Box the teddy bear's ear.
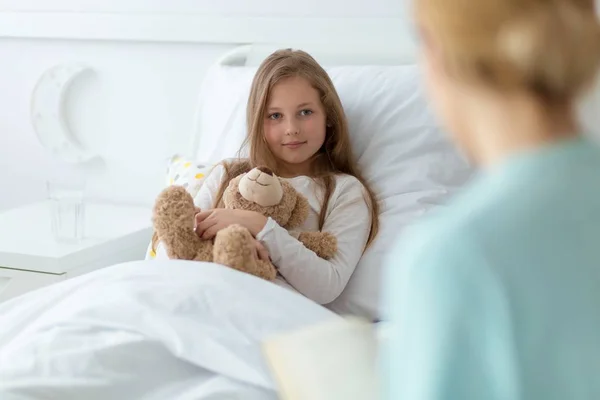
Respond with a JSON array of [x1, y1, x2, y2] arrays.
[[285, 192, 309, 230]]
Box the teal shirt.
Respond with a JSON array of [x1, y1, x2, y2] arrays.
[[381, 136, 600, 400]]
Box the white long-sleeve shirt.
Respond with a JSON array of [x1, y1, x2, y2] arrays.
[[155, 164, 371, 305]]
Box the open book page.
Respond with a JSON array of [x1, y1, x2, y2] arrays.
[[262, 317, 382, 400]]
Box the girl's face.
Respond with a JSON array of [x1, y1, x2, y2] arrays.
[[264, 76, 327, 176]]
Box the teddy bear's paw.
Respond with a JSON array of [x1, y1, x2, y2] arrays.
[[153, 186, 196, 231], [152, 185, 200, 260], [255, 260, 278, 281], [319, 232, 338, 259], [213, 224, 259, 276], [298, 231, 338, 260]]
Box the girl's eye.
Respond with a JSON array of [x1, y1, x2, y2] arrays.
[[300, 109, 313, 117], [268, 112, 282, 120]]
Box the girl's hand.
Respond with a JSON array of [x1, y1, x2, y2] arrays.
[[195, 209, 268, 240], [254, 240, 270, 262]]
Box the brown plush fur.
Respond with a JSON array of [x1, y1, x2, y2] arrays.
[[223, 175, 309, 229], [297, 231, 338, 259], [151, 167, 338, 281]]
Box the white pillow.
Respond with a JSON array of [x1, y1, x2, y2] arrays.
[[192, 63, 474, 320], [191, 65, 255, 163]]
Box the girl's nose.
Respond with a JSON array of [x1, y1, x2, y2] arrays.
[[285, 121, 299, 135]]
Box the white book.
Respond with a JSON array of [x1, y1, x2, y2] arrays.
[[262, 317, 383, 400]]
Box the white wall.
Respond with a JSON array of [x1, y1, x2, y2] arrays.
[[0, 39, 233, 210], [0, 0, 406, 17]]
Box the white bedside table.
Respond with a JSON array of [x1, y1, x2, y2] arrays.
[[0, 201, 153, 302]]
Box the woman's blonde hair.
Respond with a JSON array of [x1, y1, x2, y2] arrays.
[[213, 49, 379, 247], [415, 0, 600, 103]]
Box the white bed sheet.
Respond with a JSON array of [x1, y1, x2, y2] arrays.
[[0, 260, 338, 399]]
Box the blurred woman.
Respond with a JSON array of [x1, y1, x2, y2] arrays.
[[382, 1, 600, 399]]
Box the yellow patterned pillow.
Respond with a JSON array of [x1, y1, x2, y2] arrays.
[[165, 154, 213, 199]]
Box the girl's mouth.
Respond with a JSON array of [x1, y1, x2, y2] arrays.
[[282, 141, 307, 149]]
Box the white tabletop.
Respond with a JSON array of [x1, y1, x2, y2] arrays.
[[0, 201, 153, 274]]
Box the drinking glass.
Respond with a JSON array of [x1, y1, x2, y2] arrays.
[[47, 180, 86, 242]]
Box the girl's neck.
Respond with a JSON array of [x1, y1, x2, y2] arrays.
[[276, 160, 313, 179], [465, 94, 580, 167]]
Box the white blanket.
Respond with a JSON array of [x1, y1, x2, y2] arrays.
[[0, 260, 338, 399]]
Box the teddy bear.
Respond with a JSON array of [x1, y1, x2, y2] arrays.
[[151, 166, 338, 281]]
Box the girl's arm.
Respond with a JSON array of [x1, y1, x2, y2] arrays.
[[257, 177, 372, 305]]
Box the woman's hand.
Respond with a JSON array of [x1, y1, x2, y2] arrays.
[[195, 209, 268, 240]]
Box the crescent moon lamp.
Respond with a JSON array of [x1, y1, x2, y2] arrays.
[[30, 64, 100, 164]]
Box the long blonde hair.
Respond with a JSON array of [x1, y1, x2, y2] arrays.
[[214, 49, 379, 247], [415, 0, 600, 103]]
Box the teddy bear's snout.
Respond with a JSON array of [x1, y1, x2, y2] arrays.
[[239, 167, 284, 207]]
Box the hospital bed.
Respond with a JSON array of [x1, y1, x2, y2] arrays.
[[0, 28, 476, 399]]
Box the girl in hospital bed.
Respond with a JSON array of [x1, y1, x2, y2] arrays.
[[155, 49, 379, 305], [382, 0, 600, 399]]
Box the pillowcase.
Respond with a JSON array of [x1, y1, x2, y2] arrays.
[[192, 66, 254, 164], [165, 154, 213, 199], [191, 63, 474, 320]]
